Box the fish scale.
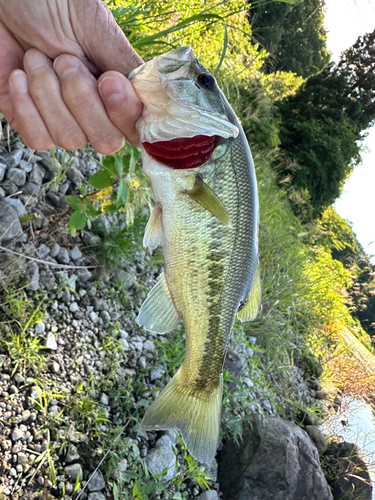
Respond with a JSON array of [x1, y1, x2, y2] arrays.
[[128, 46, 261, 464]]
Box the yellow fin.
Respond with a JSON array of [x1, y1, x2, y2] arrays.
[[184, 175, 231, 228], [143, 203, 163, 250], [237, 264, 261, 322], [137, 273, 181, 334], [142, 368, 223, 465]]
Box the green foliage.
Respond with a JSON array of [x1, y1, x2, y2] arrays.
[[250, 0, 330, 78], [67, 145, 153, 237], [278, 67, 362, 213]]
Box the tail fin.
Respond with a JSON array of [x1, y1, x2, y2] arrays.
[[142, 368, 223, 464]]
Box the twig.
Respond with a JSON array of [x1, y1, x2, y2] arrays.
[[0, 245, 98, 269]]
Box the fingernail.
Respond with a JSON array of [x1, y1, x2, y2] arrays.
[[24, 49, 50, 72], [10, 71, 28, 93], [54, 55, 79, 79], [99, 76, 125, 100]]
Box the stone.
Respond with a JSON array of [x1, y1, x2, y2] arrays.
[[150, 365, 166, 382], [70, 246, 83, 260], [76, 268, 92, 282], [66, 166, 84, 184], [35, 322, 45, 334], [82, 231, 101, 246], [198, 492, 219, 500], [87, 470, 106, 492], [69, 302, 79, 313], [17, 452, 27, 464], [3, 197, 27, 217], [65, 463, 83, 482], [0, 187, 5, 199], [45, 333, 58, 350], [2, 179, 18, 195], [112, 458, 128, 480], [119, 338, 129, 351], [325, 442, 372, 500], [218, 416, 333, 500], [0, 200, 23, 241], [29, 164, 45, 185], [26, 262, 40, 291], [6, 168, 26, 186], [46, 192, 67, 209], [1, 148, 23, 168], [22, 181, 40, 195], [145, 435, 176, 483], [65, 444, 80, 463], [92, 298, 107, 311], [19, 159, 33, 173], [49, 243, 60, 258], [305, 425, 328, 454], [39, 269, 55, 290], [89, 311, 99, 324], [12, 428, 24, 441], [0, 162, 6, 181], [100, 310, 110, 324], [88, 493, 106, 500], [56, 247, 70, 265], [37, 244, 51, 259]]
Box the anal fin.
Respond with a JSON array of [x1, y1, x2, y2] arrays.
[[143, 203, 163, 251], [137, 273, 181, 333], [237, 264, 261, 322]]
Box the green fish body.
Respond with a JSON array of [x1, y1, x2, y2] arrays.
[[128, 47, 260, 464]]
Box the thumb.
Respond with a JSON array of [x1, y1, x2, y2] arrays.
[[70, 0, 143, 76]]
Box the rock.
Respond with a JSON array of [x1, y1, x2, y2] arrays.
[[26, 262, 40, 291], [56, 247, 70, 265], [17, 452, 27, 464], [35, 322, 45, 334], [325, 442, 372, 500], [0, 186, 5, 199], [87, 470, 106, 492], [76, 268, 92, 282], [0, 162, 6, 181], [218, 416, 333, 500], [66, 167, 84, 184], [145, 435, 176, 484], [1, 148, 23, 168], [70, 246, 83, 260], [69, 302, 79, 313], [49, 243, 60, 258], [19, 159, 33, 173], [150, 365, 166, 382], [46, 192, 67, 209], [89, 311, 99, 324], [6, 168, 26, 186], [22, 181, 41, 195], [82, 231, 101, 246], [12, 428, 24, 441], [2, 179, 18, 195], [315, 390, 327, 400], [3, 197, 27, 217], [39, 269, 56, 290], [100, 310, 110, 324], [37, 244, 51, 259], [88, 493, 106, 500], [305, 425, 328, 454], [0, 200, 23, 240], [92, 298, 107, 311], [29, 164, 45, 185], [198, 492, 219, 500], [65, 444, 80, 463], [112, 458, 128, 480], [45, 333, 58, 350], [65, 463, 83, 482], [119, 338, 129, 351]]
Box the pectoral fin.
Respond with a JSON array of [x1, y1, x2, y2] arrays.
[[237, 265, 261, 322], [143, 203, 163, 250], [137, 273, 181, 333], [184, 175, 231, 228]]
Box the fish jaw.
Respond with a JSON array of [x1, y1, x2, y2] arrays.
[[127, 47, 239, 144]]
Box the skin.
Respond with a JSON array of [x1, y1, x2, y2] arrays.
[[0, 0, 143, 153]]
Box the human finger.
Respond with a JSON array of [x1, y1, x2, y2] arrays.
[[24, 48, 88, 151], [8, 70, 55, 150], [53, 54, 126, 155], [98, 71, 142, 147]]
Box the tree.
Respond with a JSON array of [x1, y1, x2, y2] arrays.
[[250, 0, 330, 78]]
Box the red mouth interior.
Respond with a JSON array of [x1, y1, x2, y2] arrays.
[[142, 135, 217, 169]]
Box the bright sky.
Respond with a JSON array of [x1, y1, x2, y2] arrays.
[[324, 0, 375, 260]]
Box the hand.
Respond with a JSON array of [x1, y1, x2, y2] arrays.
[[0, 0, 143, 153]]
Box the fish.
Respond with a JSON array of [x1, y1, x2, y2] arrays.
[[127, 46, 261, 464]]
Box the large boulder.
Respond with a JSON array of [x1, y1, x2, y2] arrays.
[[218, 416, 333, 500]]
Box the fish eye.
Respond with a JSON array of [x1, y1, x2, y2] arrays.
[[197, 73, 216, 90]]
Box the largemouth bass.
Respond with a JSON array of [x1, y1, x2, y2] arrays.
[[128, 47, 261, 464]]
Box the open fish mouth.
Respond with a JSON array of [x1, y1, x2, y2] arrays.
[[142, 135, 218, 169]]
